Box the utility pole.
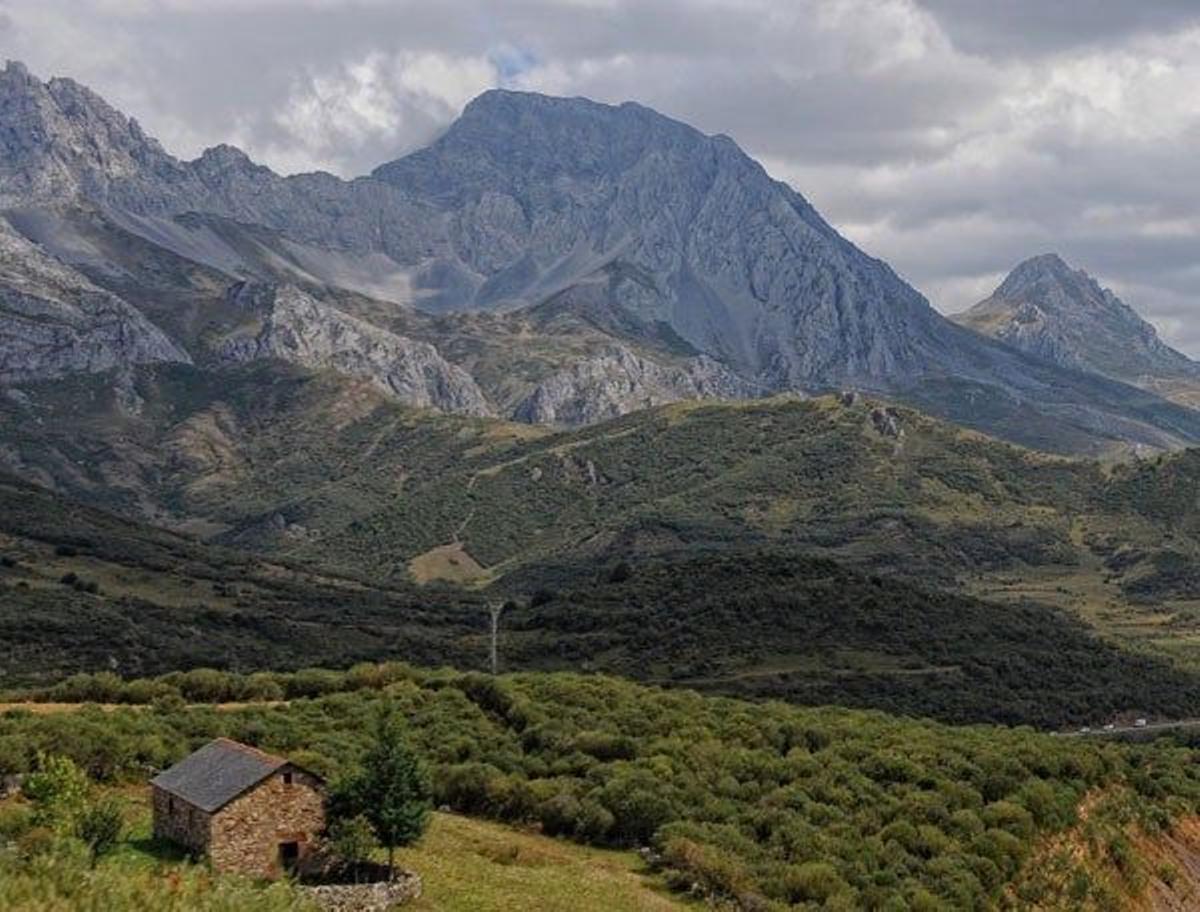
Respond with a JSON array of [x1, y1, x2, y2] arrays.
[[488, 601, 505, 675]]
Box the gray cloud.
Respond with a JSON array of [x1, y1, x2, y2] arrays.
[[2, 0, 1199, 353], [915, 0, 1200, 57]]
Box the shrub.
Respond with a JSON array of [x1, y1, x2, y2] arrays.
[[607, 562, 632, 584], [661, 837, 752, 900], [76, 798, 124, 868], [783, 861, 851, 904], [327, 814, 379, 879], [574, 800, 615, 842], [598, 773, 674, 845], [22, 753, 90, 830], [0, 803, 34, 840]]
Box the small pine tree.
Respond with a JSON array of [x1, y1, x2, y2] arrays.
[[77, 799, 124, 868], [332, 703, 431, 879]]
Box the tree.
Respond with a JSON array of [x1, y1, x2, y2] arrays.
[[22, 752, 89, 831], [77, 799, 124, 868], [332, 703, 431, 879]]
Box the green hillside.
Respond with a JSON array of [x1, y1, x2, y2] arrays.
[[0, 470, 493, 685], [0, 369, 1101, 577], [8, 470, 1200, 728], [9, 368, 1200, 669], [8, 365, 1196, 586], [4, 668, 1200, 910]]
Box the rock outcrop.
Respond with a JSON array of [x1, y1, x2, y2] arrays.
[[0, 218, 189, 383], [218, 283, 492, 417], [513, 344, 760, 425]]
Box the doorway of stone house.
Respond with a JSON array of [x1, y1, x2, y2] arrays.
[[279, 840, 300, 873]]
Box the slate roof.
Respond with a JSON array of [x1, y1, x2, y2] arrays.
[[150, 738, 288, 813]]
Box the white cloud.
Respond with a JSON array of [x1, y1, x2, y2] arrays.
[[261, 51, 497, 174]]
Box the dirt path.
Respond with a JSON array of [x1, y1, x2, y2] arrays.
[[0, 700, 287, 715]]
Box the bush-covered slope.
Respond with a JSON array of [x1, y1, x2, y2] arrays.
[[7, 368, 1195, 589], [8, 471, 1200, 728], [495, 552, 1200, 728], [4, 669, 1200, 909], [0, 471, 491, 684]]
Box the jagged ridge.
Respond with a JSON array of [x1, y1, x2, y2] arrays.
[[2, 61, 1200, 450]]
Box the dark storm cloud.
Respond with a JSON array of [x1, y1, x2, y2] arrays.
[[2, 0, 1198, 352]]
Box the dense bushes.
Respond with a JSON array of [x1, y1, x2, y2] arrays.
[[498, 551, 1200, 728], [8, 438, 1200, 731], [3, 668, 1199, 908]]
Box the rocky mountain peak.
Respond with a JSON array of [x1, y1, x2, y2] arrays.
[[0, 59, 188, 209], [954, 254, 1198, 389], [992, 252, 1105, 305], [372, 88, 723, 204], [193, 143, 270, 183]]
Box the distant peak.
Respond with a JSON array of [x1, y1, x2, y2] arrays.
[[1022, 252, 1069, 270], [995, 252, 1087, 297]]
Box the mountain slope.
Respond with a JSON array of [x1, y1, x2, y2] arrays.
[[8, 462, 1200, 729], [2, 363, 1197, 605], [2, 61, 1200, 450], [0, 217, 189, 382], [955, 253, 1200, 407]]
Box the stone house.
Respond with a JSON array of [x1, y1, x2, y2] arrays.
[[150, 737, 325, 879]]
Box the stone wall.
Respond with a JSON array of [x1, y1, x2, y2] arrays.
[[208, 765, 325, 879], [301, 872, 422, 911], [151, 785, 211, 855]]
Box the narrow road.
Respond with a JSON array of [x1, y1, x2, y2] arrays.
[[1058, 718, 1200, 738]]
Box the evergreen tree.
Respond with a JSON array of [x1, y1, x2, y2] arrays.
[[332, 702, 431, 878]]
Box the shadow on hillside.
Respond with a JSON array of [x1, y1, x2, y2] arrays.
[[127, 835, 192, 863]]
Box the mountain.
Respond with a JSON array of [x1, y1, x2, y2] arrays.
[[2, 60, 1200, 451], [955, 253, 1200, 406]]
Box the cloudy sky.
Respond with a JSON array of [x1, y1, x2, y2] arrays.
[[3, 0, 1199, 350]]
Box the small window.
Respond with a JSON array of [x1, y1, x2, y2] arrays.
[[282, 771, 293, 786], [167, 796, 175, 814]]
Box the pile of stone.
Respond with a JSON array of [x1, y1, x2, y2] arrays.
[[300, 871, 421, 911]]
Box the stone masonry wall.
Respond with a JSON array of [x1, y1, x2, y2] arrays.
[[301, 872, 422, 911], [151, 785, 211, 855], [208, 766, 325, 879]]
